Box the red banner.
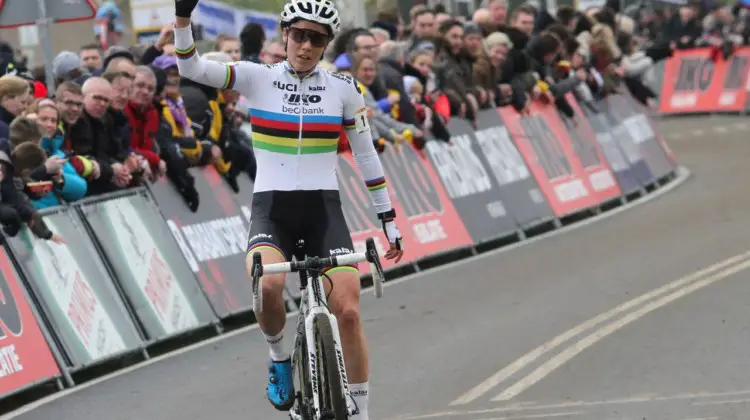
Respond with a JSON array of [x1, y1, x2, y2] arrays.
[[0, 248, 60, 396], [337, 142, 472, 272], [565, 94, 623, 202], [498, 102, 602, 217], [659, 47, 750, 114]]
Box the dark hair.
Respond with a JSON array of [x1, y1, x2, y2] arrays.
[[512, 4, 537, 20], [439, 19, 464, 34], [556, 6, 576, 26], [101, 71, 134, 84], [239, 23, 267, 56], [80, 43, 101, 52]]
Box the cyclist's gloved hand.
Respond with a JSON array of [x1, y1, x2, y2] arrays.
[[378, 209, 404, 263], [175, 0, 199, 18]]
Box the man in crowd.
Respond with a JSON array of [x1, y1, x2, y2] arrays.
[[260, 38, 286, 64], [80, 44, 103, 73]]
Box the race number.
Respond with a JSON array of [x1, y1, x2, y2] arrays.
[[354, 107, 370, 134]]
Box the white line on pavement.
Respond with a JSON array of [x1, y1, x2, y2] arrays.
[[451, 248, 750, 405], [492, 257, 750, 402]]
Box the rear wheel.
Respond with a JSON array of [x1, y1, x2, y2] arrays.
[[314, 313, 348, 419]]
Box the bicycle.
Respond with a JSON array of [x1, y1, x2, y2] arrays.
[[250, 238, 385, 420]]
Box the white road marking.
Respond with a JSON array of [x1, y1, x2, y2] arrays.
[[472, 412, 583, 420], [692, 129, 705, 136], [0, 167, 692, 419], [451, 247, 750, 405], [692, 398, 750, 405], [733, 122, 747, 130], [492, 257, 750, 402], [714, 126, 728, 134]]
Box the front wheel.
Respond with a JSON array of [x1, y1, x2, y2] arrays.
[[314, 313, 348, 419]]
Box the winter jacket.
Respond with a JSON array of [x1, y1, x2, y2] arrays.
[[29, 133, 88, 209], [123, 102, 161, 167]]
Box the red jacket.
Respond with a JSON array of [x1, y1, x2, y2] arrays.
[[123, 102, 161, 166]]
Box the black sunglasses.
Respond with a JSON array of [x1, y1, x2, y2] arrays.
[[288, 27, 329, 48]]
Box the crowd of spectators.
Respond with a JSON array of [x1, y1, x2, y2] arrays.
[[0, 0, 748, 242]]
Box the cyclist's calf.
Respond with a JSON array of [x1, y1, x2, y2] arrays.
[[324, 269, 368, 384]]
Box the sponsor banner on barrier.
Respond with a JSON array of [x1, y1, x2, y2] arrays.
[[337, 143, 472, 270], [0, 247, 60, 397], [659, 48, 750, 114], [6, 208, 142, 367], [472, 110, 554, 228], [600, 99, 656, 186], [150, 168, 253, 318], [561, 94, 623, 201], [498, 102, 602, 216], [77, 190, 218, 339], [576, 101, 644, 193], [424, 119, 519, 242], [607, 94, 675, 180]]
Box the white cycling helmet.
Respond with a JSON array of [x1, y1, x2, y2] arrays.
[[280, 0, 341, 37]]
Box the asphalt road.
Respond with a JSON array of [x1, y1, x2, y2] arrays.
[[9, 114, 750, 420]]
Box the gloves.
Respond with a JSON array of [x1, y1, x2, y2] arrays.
[[175, 0, 199, 18], [378, 209, 403, 250]]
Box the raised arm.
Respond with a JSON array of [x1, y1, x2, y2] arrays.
[[173, 6, 257, 94]]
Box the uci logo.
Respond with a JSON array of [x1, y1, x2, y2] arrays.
[[274, 81, 297, 92], [283, 93, 322, 105]]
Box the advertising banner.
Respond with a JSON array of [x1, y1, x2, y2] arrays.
[[576, 101, 644, 194], [77, 189, 218, 341], [607, 94, 675, 181], [659, 47, 750, 114], [498, 102, 602, 217], [424, 119, 519, 242], [6, 208, 142, 368], [149, 167, 253, 318], [337, 143, 472, 271], [599, 99, 656, 186], [0, 247, 60, 397], [560, 94, 622, 202], [472, 110, 554, 228]]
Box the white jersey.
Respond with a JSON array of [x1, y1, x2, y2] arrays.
[[173, 25, 391, 213]]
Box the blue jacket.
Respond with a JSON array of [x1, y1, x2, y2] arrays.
[[31, 134, 88, 209]]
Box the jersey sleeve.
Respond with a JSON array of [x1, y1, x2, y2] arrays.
[[342, 78, 393, 214], [173, 24, 259, 96]]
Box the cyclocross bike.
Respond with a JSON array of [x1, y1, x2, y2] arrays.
[[250, 238, 385, 420]]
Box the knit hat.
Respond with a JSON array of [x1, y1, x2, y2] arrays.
[[52, 51, 82, 80], [334, 53, 351, 71], [485, 32, 514, 50], [463, 22, 482, 36], [152, 55, 178, 71]]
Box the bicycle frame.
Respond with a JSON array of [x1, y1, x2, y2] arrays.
[[294, 268, 356, 419], [251, 238, 384, 420]]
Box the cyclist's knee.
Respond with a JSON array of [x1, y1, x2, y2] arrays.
[[327, 271, 362, 330], [246, 247, 287, 296]]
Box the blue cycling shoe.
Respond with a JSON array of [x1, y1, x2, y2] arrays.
[[267, 358, 295, 411]]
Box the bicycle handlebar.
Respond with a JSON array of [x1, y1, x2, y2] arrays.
[[250, 238, 385, 314]]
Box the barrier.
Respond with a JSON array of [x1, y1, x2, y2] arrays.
[[657, 47, 750, 114], [74, 189, 220, 342], [0, 87, 681, 411]]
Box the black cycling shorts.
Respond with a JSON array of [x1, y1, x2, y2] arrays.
[[246, 190, 358, 272]]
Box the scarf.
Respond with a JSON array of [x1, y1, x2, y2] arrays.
[[165, 95, 190, 135]]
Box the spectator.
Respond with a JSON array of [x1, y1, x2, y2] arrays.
[[68, 77, 132, 193], [261, 38, 286, 64], [378, 41, 419, 125], [215, 34, 241, 61], [664, 3, 703, 49], [124, 66, 167, 183], [409, 6, 438, 43], [370, 27, 391, 44], [510, 5, 537, 36], [0, 146, 62, 243], [436, 12, 452, 27], [101, 71, 136, 176], [371, 9, 402, 41], [0, 75, 31, 144], [102, 46, 136, 73], [462, 23, 493, 108], [434, 20, 479, 121], [484, 0, 508, 28], [473, 8, 494, 35], [52, 51, 85, 87], [9, 112, 87, 208], [140, 23, 177, 65], [351, 53, 420, 149], [80, 44, 103, 73], [239, 22, 266, 63]]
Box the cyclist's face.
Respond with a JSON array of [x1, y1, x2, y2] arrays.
[[283, 21, 330, 72]]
